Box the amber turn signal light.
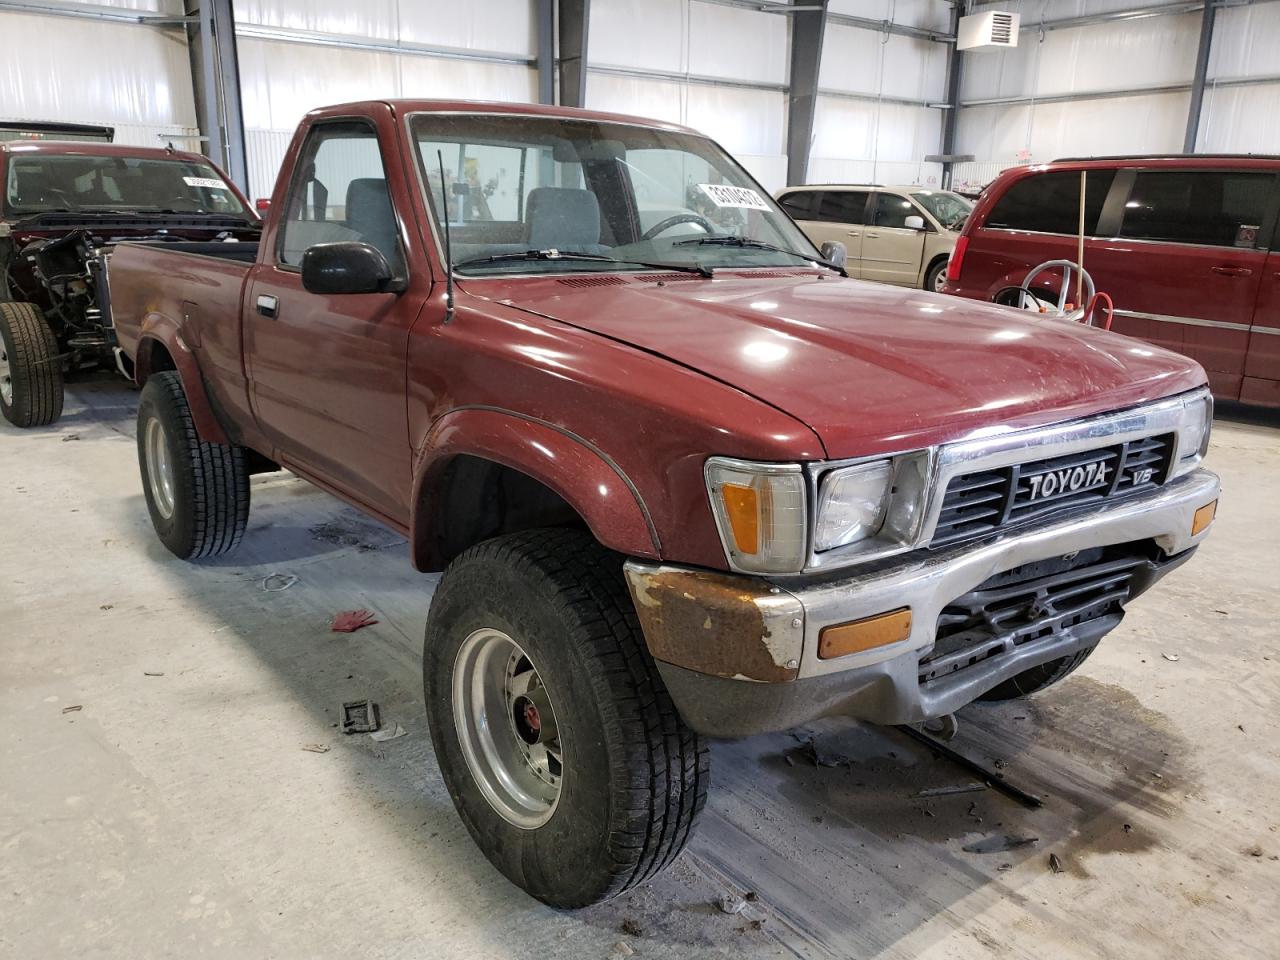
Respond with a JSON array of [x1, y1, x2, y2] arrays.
[[818, 608, 912, 660], [1192, 499, 1218, 536], [720, 482, 760, 554]]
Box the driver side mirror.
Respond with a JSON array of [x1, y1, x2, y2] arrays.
[[904, 215, 926, 231], [301, 241, 394, 295], [819, 241, 848, 269]]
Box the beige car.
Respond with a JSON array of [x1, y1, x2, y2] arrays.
[[775, 184, 973, 292]]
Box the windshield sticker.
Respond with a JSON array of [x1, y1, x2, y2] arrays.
[[183, 176, 229, 190], [696, 183, 772, 212]]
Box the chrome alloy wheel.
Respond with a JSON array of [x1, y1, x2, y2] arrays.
[[144, 416, 176, 520], [453, 628, 564, 829], [933, 267, 948, 292], [0, 343, 11, 405]]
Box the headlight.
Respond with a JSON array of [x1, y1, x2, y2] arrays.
[[814, 460, 892, 551], [1172, 392, 1212, 478], [705, 458, 807, 574]]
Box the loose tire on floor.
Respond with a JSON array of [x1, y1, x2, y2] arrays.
[[136, 371, 249, 559], [977, 646, 1095, 701], [423, 528, 709, 907], [0, 301, 64, 428]]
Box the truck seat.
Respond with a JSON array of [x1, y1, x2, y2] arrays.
[[345, 177, 401, 266], [526, 187, 607, 253]]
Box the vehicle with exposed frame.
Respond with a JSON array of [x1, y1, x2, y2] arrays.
[[0, 140, 258, 427], [106, 100, 1221, 907]]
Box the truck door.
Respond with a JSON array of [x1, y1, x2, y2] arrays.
[[1242, 248, 1280, 407], [244, 116, 418, 521], [860, 192, 928, 286]]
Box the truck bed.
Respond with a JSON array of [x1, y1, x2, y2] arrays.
[[107, 240, 257, 433]]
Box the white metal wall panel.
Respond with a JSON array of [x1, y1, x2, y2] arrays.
[[1208, 2, 1280, 80], [827, 0, 950, 33], [957, 90, 1189, 163], [811, 95, 942, 180], [0, 12, 196, 129], [237, 37, 535, 197], [590, 0, 685, 73], [1199, 83, 1280, 155], [233, 0, 535, 56], [688, 2, 786, 84], [820, 25, 946, 101], [960, 12, 1200, 102]]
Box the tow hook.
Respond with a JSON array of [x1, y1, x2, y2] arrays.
[[921, 713, 959, 741]]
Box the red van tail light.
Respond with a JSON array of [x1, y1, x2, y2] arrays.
[[946, 235, 969, 282]]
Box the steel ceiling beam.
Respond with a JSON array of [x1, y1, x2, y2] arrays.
[[0, 0, 192, 24]]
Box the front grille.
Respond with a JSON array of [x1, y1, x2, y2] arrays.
[[918, 547, 1144, 686], [931, 434, 1174, 547]]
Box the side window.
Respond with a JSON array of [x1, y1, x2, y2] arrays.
[[777, 190, 818, 218], [815, 191, 868, 225], [986, 170, 1117, 235], [1118, 170, 1273, 248], [279, 121, 402, 270], [871, 193, 919, 229]]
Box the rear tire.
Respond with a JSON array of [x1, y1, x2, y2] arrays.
[[978, 646, 1095, 701], [423, 528, 709, 907], [136, 371, 249, 559], [0, 301, 64, 427]]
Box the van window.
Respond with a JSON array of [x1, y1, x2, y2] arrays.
[[1117, 170, 1273, 248], [871, 193, 919, 229], [985, 170, 1116, 235], [815, 191, 868, 225], [777, 190, 818, 218]]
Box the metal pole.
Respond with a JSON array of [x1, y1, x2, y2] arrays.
[[939, 2, 964, 190], [1184, 0, 1217, 152], [785, 0, 828, 186], [558, 0, 590, 108], [186, 0, 247, 192], [536, 0, 555, 105]]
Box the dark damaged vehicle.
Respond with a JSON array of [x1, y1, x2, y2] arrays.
[[107, 100, 1220, 907], [0, 141, 258, 426]]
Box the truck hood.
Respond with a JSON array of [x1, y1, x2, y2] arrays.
[[470, 271, 1206, 458]]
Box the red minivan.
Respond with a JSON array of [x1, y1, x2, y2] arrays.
[[943, 156, 1280, 407]]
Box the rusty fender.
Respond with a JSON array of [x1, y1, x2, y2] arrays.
[[623, 562, 803, 683]]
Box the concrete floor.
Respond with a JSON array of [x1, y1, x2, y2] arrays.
[[2, 375, 1278, 960]]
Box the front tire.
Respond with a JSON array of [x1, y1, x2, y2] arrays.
[[136, 371, 249, 559], [0, 301, 64, 427], [978, 646, 1095, 701], [924, 257, 949, 293], [423, 529, 709, 907]]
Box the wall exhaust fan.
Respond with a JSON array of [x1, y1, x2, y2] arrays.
[[957, 11, 1020, 50]]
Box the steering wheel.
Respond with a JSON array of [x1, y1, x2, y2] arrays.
[[641, 213, 716, 241], [1020, 259, 1096, 315]]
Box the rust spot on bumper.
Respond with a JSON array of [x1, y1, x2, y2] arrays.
[[625, 564, 802, 683]]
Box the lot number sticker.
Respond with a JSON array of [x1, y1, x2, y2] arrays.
[[183, 176, 229, 190], [697, 183, 772, 212]]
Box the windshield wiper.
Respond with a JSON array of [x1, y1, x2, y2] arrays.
[[452, 249, 713, 278], [672, 235, 847, 276]]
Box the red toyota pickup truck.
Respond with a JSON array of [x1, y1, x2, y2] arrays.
[[108, 100, 1221, 907]]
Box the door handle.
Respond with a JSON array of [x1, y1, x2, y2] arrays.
[[865, 232, 880, 238], [1211, 265, 1253, 278], [256, 294, 279, 318], [846, 230, 861, 236]]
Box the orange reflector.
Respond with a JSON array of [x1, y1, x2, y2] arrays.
[[721, 482, 760, 554], [819, 608, 912, 660], [1192, 499, 1218, 536]]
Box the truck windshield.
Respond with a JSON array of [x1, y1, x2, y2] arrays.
[[4, 154, 251, 218], [909, 190, 972, 230], [410, 113, 822, 275]]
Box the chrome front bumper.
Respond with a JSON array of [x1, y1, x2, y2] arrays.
[[624, 468, 1220, 737]]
